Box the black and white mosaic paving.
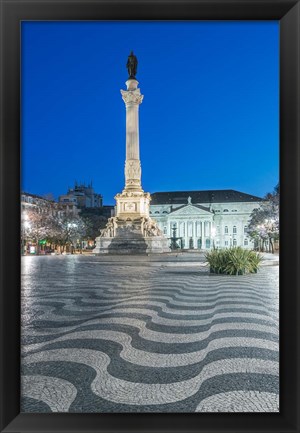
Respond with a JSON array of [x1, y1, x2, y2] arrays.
[[21, 255, 279, 413]]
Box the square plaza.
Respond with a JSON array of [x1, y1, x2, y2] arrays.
[[20, 24, 279, 414], [21, 254, 279, 412]]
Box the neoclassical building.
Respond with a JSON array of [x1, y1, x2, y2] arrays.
[[149, 190, 264, 250]]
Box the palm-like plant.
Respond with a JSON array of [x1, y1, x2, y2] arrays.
[[206, 247, 262, 275]]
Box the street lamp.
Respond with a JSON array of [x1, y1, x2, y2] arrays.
[[211, 227, 216, 249], [22, 213, 31, 254], [264, 219, 275, 253], [67, 223, 78, 254]]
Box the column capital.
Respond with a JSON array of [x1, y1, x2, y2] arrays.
[[121, 88, 144, 105]]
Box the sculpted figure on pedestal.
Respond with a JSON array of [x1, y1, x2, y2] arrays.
[[100, 217, 116, 238], [142, 218, 163, 237], [126, 51, 138, 79]]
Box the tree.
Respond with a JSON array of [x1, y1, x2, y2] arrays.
[[247, 184, 279, 253], [49, 215, 87, 253], [22, 209, 58, 253], [79, 208, 110, 245], [22, 203, 89, 254]]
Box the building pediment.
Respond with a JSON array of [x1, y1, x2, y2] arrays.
[[169, 204, 212, 217]]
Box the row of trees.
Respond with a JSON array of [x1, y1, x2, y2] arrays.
[[22, 208, 108, 254], [247, 184, 279, 253]]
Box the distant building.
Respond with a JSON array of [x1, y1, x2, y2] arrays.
[[20, 189, 110, 254], [21, 191, 78, 218], [149, 189, 264, 250], [21, 192, 56, 215], [59, 182, 103, 210], [57, 194, 79, 216]]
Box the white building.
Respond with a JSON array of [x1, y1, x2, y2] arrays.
[[149, 189, 264, 250], [21, 191, 78, 218], [21, 192, 56, 216]]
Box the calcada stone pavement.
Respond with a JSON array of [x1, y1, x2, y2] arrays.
[[21, 254, 279, 413]]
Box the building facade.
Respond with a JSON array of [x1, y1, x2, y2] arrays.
[[149, 190, 264, 250], [21, 192, 56, 215], [59, 182, 103, 210], [56, 195, 79, 216]]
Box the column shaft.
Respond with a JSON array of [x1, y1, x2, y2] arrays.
[[126, 104, 140, 160], [121, 79, 144, 191]]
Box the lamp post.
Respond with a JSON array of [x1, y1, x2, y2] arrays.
[[256, 224, 264, 251], [68, 222, 78, 254], [264, 218, 275, 253], [211, 226, 216, 249], [22, 213, 31, 255]]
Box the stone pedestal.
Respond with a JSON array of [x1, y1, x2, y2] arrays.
[[115, 190, 150, 220], [93, 73, 170, 255], [93, 214, 170, 255], [94, 233, 170, 255]]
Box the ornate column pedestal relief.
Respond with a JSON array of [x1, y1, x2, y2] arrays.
[[93, 53, 170, 255]]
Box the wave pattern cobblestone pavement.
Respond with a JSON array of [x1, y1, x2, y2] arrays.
[[21, 255, 279, 413]]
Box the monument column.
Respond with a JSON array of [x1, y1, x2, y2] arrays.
[[93, 51, 170, 255], [121, 79, 144, 191]]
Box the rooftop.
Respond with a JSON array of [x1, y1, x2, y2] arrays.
[[150, 189, 264, 205]]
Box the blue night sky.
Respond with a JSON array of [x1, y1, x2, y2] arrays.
[[21, 21, 279, 205]]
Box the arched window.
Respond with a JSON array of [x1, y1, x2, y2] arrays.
[[244, 239, 248, 246], [223, 209, 229, 212], [206, 239, 211, 248], [244, 225, 248, 233], [233, 239, 237, 246]]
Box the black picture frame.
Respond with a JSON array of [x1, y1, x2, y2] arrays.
[[0, 1, 299, 432]]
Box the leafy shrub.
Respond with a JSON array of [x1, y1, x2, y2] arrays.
[[205, 247, 262, 275]]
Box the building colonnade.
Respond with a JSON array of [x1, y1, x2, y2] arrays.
[[163, 219, 215, 249]]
